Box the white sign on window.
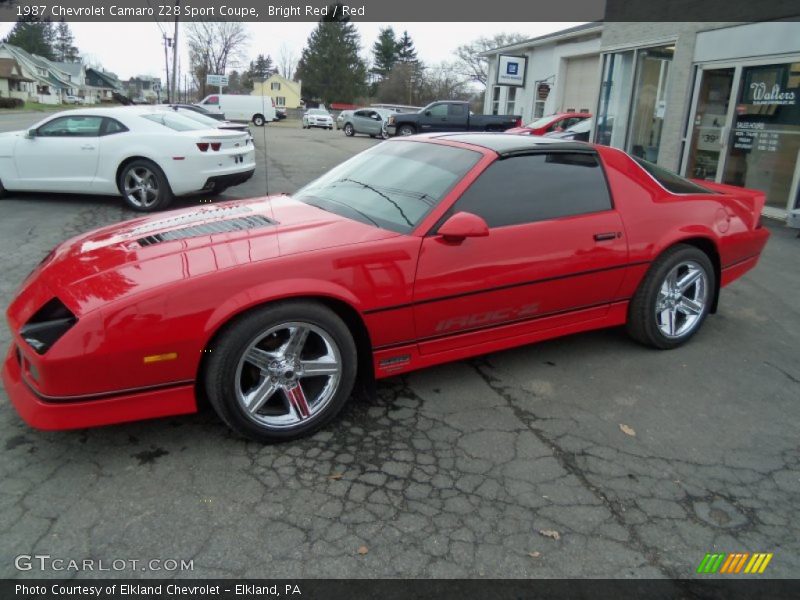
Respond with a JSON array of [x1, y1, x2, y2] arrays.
[[497, 55, 527, 87]]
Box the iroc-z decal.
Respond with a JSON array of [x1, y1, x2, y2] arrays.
[[434, 303, 540, 334]]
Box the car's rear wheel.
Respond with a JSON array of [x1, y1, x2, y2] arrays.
[[204, 301, 358, 442], [627, 244, 715, 349], [118, 159, 173, 212], [398, 124, 416, 136], [253, 114, 265, 126], [343, 123, 355, 137]]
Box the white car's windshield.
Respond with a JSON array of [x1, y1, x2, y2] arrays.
[[173, 109, 220, 127], [295, 141, 481, 234], [308, 109, 329, 116]]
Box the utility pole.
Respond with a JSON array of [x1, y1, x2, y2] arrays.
[[163, 34, 171, 103], [171, 0, 180, 105]]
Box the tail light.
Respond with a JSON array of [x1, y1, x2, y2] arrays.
[[210, 142, 221, 151], [196, 142, 209, 152], [20, 298, 76, 355]]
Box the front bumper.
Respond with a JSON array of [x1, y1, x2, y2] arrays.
[[387, 126, 397, 136], [202, 168, 255, 192], [2, 344, 197, 430]]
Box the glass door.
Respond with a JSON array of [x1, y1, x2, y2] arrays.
[[684, 67, 737, 181]]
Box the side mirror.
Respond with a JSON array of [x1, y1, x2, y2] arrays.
[[425, 110, 432, 116], [436, 212, 489, 243], [24, 128, 36, 139]]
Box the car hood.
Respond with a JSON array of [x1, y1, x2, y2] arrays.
[[22, 196, 399, 316]]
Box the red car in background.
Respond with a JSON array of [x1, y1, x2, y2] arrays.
[[507, 112, 592, 136], [3, 133, 769, 443]]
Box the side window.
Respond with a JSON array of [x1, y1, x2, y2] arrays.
[[427, 104, 448, 118], [451, 153, 612, 228], [37, 116, 103, 137], [448, 103, 466, 118], [203, 95, 219, 105], [354, 110, 369, 118], [102, 118, 128, 136]]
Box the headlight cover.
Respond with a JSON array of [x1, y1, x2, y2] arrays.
[[20, 298, 77, 355]]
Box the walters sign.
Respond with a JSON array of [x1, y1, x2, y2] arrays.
[[749, 81, 796, 105]]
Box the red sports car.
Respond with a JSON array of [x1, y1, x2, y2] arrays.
[[506, 112, 591, 136], [2, 133, 769, 442]]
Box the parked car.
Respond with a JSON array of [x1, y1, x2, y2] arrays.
[[2, 133, 770, 443], [164, 106, 252, 136], [167, 103, 226, 121], [63, 95, 84, 105], [196, 94, 276, 126], [302, 108, 334, 130], [275, 108, 287, 121], [386, 101, 521, 136], [506, 112, 591, 136], [335, 110, 353, 130], [544, 117, 593, 141], [0, 107, 255, 212], [341, 108, 392, 139]]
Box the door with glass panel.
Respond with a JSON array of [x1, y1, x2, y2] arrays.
[[684, 67, 737, 182]]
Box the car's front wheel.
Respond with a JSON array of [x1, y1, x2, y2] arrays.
[[204, 301, 358, 442], [343, 123, 355, 137], [398, 124, 416, 136], [118, 159, 173, 212], [626, 244, 715, 349]]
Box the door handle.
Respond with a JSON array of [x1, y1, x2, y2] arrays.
[[81, 144, 95, 150], [594, 232, 621, 241]]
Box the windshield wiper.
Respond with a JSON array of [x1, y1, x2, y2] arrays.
[[336, 178, 414, 227], [305, 194, 382, 228]]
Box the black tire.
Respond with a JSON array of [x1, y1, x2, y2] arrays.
[[204, 301, 358, 443], [117, 159, 174, 212], [626, 244, 716, 350], [253, 114, 265, 126], [398, 124, 416, 136], [0, 179, 7, 198], [343, 123, 355, 137]]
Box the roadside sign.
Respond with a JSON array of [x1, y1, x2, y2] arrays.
[[206, 74, 228, 87]]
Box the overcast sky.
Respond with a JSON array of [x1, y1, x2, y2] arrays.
[[0, 21, 583, 81]]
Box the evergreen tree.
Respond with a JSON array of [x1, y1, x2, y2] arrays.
[[4, 18, 56, 60], [294, 4, 367, 104], [54, 19, 80, 62], [396, 30, 418, 64], [251, 54, 275, 79], [371, 26, 398, 79]]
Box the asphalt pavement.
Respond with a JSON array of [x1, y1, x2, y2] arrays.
[[0, 112, 798, 579]]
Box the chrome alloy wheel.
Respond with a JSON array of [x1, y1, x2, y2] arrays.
[[235, 322, 342, 429], [123, 166, 159, 209], [655, 260, 708, 339]]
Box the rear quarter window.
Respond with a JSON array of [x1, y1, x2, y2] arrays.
[[634, 157, 714, 194]]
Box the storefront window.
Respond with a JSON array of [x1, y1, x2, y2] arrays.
[[595, 50, 634, 147], [685, 68, 735, 181], [491, 87, 501, 115], [627, 45, 674, 162], [506, 87, 517, 114], [722, 62, 800, 210]]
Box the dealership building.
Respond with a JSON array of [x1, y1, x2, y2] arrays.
[[483, 21, 800, 225]]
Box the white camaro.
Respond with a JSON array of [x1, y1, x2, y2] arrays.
[[302, 108, 334, 130], [0, 106, 256, 212]]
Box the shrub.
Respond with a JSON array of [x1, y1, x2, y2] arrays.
[[0, 97, 24, 109]]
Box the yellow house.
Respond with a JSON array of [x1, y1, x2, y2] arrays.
[[251, 74, 302, 109]]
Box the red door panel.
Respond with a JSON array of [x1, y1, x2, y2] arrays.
[[413, 211, 629, 354]]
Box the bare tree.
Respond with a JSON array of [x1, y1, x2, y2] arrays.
[[454, 33, 528, 87], [186, 21, 249, 98], [277, 43, 298, 80]]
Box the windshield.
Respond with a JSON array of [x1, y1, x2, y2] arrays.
[[633, 157, 714, 194], [141, 112, 208, 131], [295, 141, 481, 233], [308, 109, 329, 116], [566, 118, 592, 133], [174, 109, 220, 127], [524, 115, 559, 129]]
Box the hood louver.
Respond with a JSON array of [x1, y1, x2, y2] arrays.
[[137, 215, 275, 247]]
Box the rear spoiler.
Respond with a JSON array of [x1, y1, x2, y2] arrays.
[[692, 180, 766, 230]]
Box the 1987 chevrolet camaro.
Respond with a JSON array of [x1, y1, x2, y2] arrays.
[[2, 133, 769, 442]]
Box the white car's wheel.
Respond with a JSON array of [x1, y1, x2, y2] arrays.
[[118, 159, 174, 212], [253, 114, 266, 127]]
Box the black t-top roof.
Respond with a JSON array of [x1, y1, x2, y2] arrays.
[[427, 132, 595, 156]]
